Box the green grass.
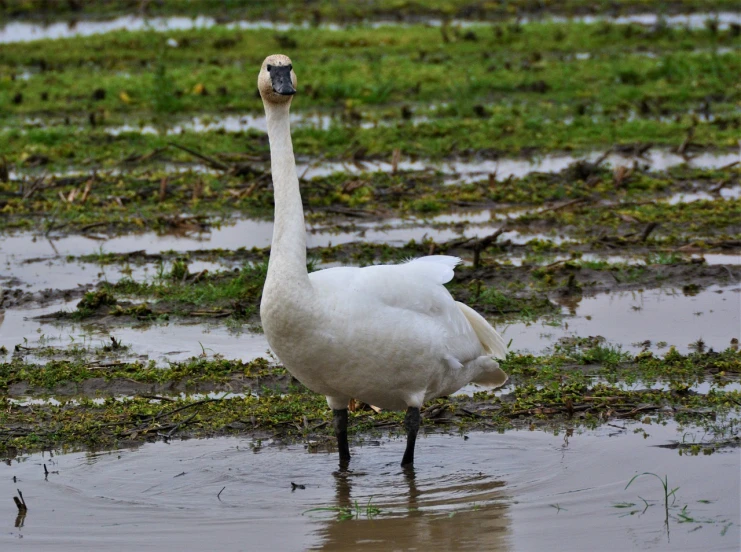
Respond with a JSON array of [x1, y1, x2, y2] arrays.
[[1, 22, 739, 135]]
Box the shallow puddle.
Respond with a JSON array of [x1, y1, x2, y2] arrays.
[[1, 255, 223, 294], [2, 283, 737, 367], [2, 12, 740, 43], [18, 112, 336, 135], [0, 214, 565, 267], [7, 148, 738, 186], [295, 148, 741, 182], [0, 301, 270, 365], [504, 285, 740, 355], [667, 185, 741, 205], [1, 422, 738, 551]]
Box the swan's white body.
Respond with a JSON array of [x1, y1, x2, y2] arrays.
[[259, 55, 507, 415]]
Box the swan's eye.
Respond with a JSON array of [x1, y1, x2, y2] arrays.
[[267, 64, 273, 72], [287, 64, 293, 71]]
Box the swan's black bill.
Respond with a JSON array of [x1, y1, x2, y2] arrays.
[[269, 65, 296, 96]]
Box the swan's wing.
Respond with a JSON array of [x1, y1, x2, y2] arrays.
[[309, 256, 505, 361], [309, 255, 459, 316]]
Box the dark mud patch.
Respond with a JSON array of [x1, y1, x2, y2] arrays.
[[1, 285, 92, 309]]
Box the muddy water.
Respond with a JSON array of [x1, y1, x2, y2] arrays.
[[1, 422, 738, 551], [2, 12, 740, 43]]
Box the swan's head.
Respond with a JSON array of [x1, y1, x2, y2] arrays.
[[258, 54, 297, 105]]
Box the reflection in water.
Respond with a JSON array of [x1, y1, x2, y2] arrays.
[[315, 464, 509, 551]]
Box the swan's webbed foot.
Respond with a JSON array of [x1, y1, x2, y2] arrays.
[[401, 406, 420, 467], [332, 408, 351, 466]]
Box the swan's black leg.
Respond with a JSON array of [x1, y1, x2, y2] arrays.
[[333, 408, 351, 466], [401, 406, 420, 467]]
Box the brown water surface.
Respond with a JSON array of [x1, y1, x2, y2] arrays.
[[0, 423, 738, 551]]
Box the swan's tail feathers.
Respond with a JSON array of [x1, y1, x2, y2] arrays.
[[456, 301, 508, 360], [405, 256, 461, 284], [470, 356, 508, 389]]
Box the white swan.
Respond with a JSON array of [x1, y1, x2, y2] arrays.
[[258, 54, 508, 467]]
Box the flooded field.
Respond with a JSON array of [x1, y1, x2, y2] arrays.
[[1, 2, 740, 550]]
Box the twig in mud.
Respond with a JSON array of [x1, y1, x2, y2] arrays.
[[159, 177, 168, 202], [391, 148, 401, 175], [189, 309, 233, 318], [86, 362, 128, 369], [709, 179, 730, 194], [168, 142, 231, 171], [291, 482, 306, 491], [640, 222, 658, 242], [165, 410, 200, 439], [21, 175, 45, 200], [152, 398, 221, 422], [615, 405, 660, 418], [676, 127, 695, 156], [119, 147, 167, 165], [538, 198, 585, 214], [13, 489, 28, 513], [80, 221, 109, 232], [464, 227, 508, 269], [141, 395, 177, 402], [593, 148, 612, 167], [80, 178, 93, 203], [241, 173, 271, 197], [217, 486, 226, 500]]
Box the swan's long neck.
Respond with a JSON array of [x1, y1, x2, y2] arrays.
[[264, 102, 311, 292]]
